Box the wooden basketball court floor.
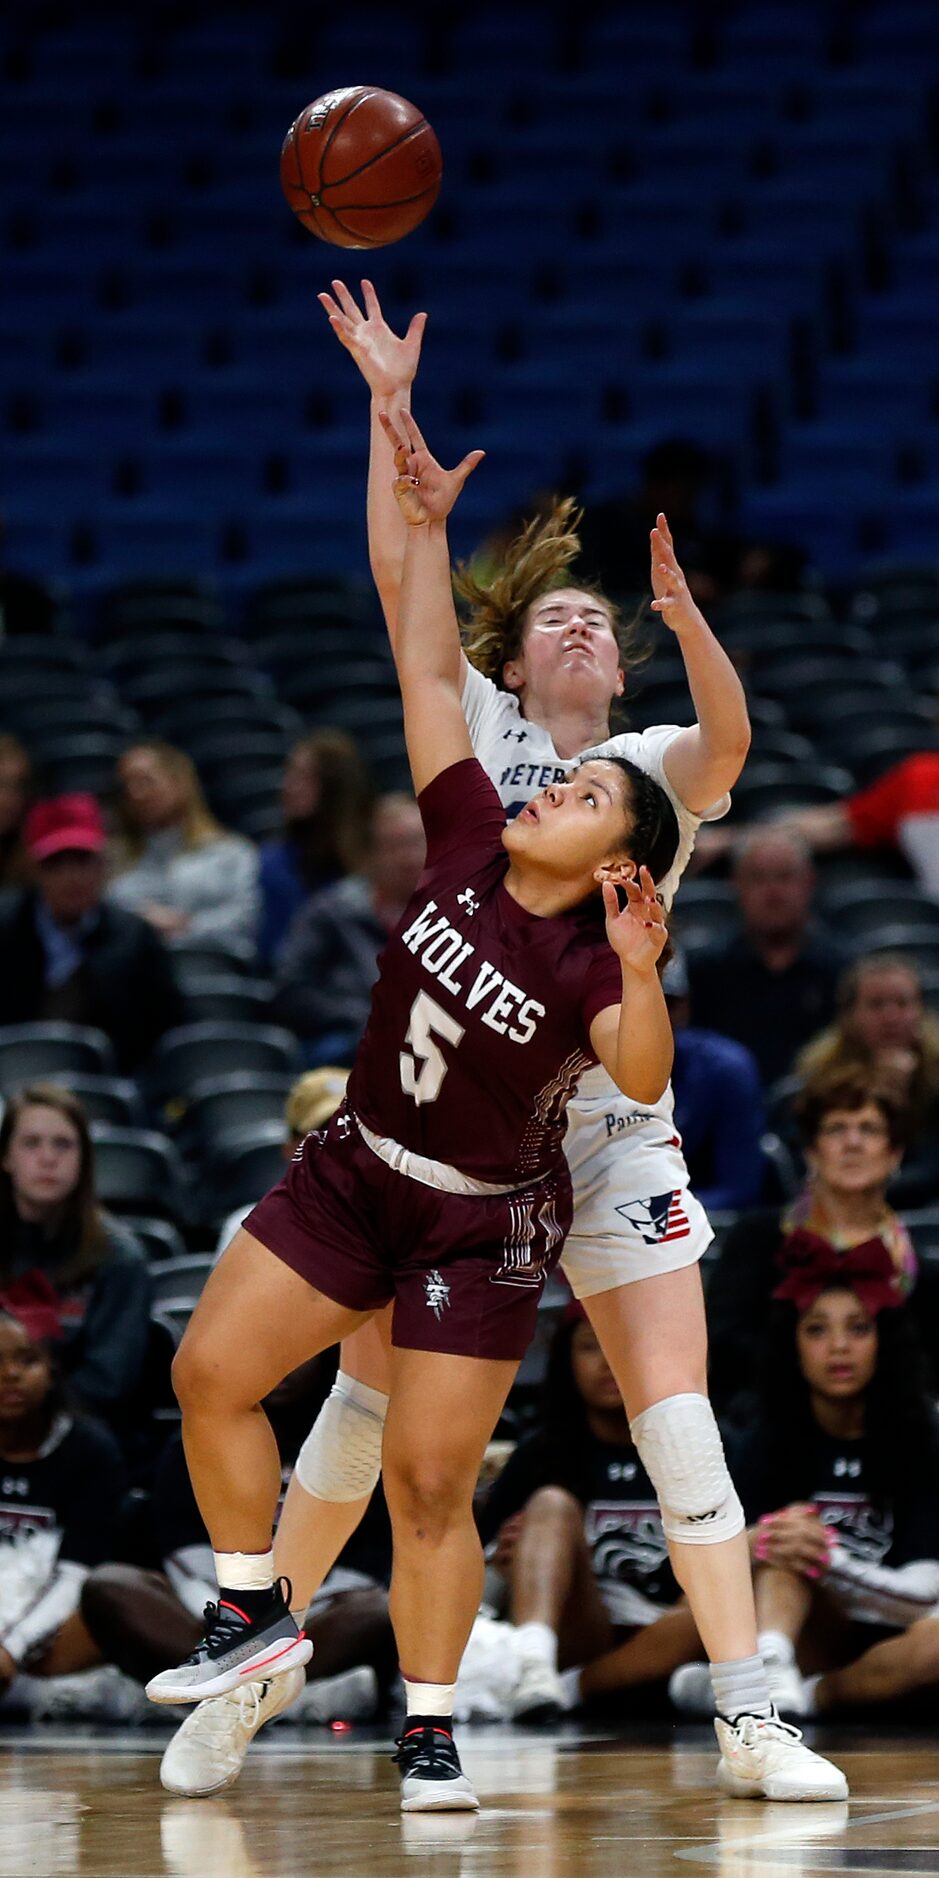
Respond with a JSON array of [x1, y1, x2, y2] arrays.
[[0, 1721, 936, 1877]]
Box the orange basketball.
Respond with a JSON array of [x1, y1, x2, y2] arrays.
[[280, 86, 442, 249]]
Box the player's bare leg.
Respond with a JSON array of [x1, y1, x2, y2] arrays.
[[585, 1266, 847, 1800], [148, 1230, 369, 1706], [274, 1309, 393, 1610], [383, 1347, 518, 1810], [585, 1266, 758, 1661]]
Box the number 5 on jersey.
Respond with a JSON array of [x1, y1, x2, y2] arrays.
[[400, 990, 465, 1106]]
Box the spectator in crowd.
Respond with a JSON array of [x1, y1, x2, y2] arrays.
[[677, 1260, 939, 1720], [0, 734, 33, 889], [477, 1306, 700, 1724], [706, 1072, 916, 1418], [0, 795, 186, 1070], [0, 1303, 125, 1702], [108, 739, 259, 946], [0, 1087, 153, 1430], [753, 752, 939, 902], [81, 1350, 394, 1777], [272, 792, 426, 1064], [686, 830, 848, 1087], [214, 1066, 350, 1257], [258, 730, 373, 967], [663, 949, 766, 1213], [796, 953, 939, 1205]]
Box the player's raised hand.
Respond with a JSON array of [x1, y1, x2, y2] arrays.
[[649, 512, 709, 637], [379, 409, 484, 526], [317, 278, 426, 399], [602, 867, 668, 976]]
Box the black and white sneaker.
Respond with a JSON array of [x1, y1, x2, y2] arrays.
[[146, 1581, 312, 1706], [394, 1724, 480, 1813]]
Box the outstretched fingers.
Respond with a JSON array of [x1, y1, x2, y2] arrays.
[[454, 447, 485, 489]]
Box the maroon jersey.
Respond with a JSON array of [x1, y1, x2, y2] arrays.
[[347, 759, 624, 1185]]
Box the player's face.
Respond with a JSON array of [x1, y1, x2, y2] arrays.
[[502, 760, 636, 885], [570, 1321, 624, 1415], [3, 1104, 82, 1218], [796, 1288, 878, 1400], [505, 590, 624, 714], [806, 1102, 900, 1197], [0, 1319, 52, 1423]]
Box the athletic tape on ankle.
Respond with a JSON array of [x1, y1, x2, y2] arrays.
[[293, 1371, 388, 1503], [630, 1393, 744, 1546]]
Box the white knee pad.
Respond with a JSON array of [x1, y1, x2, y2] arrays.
[[293, 1371, 388, 1503], [630, 1393, 744, 1546]]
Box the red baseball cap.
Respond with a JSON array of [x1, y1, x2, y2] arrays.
[[24, 794, 107, 863]]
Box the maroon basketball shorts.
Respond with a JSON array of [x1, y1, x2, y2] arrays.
[[244, 1109, 572, 1362]]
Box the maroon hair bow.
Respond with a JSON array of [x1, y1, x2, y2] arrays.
[[773, 1229, 905, 1318]]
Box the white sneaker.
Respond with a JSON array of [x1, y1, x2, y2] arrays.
[[284, 1664, 378, 1725], [160, 1667, 305, 1796], [715, 1711, 849, 1802], [668, 1661, 715, 1717], [510, 1657, 563, 1723]]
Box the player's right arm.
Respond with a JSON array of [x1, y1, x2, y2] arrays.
[[317, 278, 424, 641], [381, 410, 484, 794]]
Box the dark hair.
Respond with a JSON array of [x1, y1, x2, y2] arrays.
[[603, 755, 681, 885], [759, 1290, 936, 1507], [0, 1086, 109, 1285], [534, 1313, 630, 1494], [793, 1068, 912, 1152]]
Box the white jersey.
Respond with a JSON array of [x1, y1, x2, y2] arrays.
[[462, 660, 731, 1297]]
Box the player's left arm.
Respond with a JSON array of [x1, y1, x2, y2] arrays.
[[589, 869, 674, 1104], [381, 410, 485, 795], [649, 515, 751, 814]]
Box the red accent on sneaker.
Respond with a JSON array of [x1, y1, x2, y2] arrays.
[[219, 1600, 252, 1624], [403, 1725, 453, 1740], [238, 1638, 303, 1676]]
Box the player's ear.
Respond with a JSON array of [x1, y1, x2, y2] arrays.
[[502, 657, 523, 694], [593, 857, 636, 887]]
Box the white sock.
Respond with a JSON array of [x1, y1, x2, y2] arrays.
[[758, 1629, 795, 1668], [212, 1549, 274, 1593], [558, 1667, 582, 1712], [801, 1673, 821, 1717], [404, 1679, 456, 1718], [516, 1621, 558, 1671]]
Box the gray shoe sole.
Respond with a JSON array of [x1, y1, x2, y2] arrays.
[[400, 1774, 480, 1813], [146, 1634, 312, 1706]]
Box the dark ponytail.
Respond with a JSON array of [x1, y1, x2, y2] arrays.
[[605, 756, 680, 885]]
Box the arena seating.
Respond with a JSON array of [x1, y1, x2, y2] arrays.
[[2, 1, 939, 1347]]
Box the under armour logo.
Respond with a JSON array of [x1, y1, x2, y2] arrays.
[[335, 1113, 352, 1139], [425, 1270, 450, 1319], [502, 728, 528, 742], [456, 888, 479, 916]]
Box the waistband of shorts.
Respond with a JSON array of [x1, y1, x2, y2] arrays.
[[353, 1114, 524, 1197]]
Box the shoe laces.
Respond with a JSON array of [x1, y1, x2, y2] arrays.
[[189, 1599, 252, 1661], [187, 1683, 265, 1743], [736, 1710, 803, 1749], [393, 1725, 457, 1775]]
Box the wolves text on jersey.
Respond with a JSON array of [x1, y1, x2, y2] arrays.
[[400, 899, 545, 1045]]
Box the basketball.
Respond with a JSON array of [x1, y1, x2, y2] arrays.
[[280, 86, 442, 249]]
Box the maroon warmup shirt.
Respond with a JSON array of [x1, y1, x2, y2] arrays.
[[347, 758, 624, 1187]]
